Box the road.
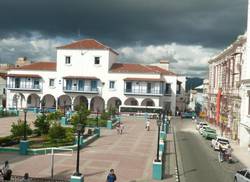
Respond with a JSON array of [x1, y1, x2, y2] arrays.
[[173, 117, 245, 182]]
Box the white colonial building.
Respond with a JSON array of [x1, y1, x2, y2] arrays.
[[207, 35, 246, 140], [6, 39, 186, 114], [239, 1, 250, 148]]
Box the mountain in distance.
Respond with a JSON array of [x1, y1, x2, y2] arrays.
[[185, 77, 204, 91]]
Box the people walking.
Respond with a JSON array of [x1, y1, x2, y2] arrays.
[[0, 161, 12, 181], [21, 173, 30, 182], [120, 123, 124, 134], [146, 120, 150, 131], [106, 169, 117, 182], [116, 123, 120, 135], [218, 144, 224, 163]]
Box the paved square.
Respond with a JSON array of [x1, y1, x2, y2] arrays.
[[0, 116, 159, 182]]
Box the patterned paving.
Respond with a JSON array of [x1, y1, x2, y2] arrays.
[[0, 116, 158, 182]]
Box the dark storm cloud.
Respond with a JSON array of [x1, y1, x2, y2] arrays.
[[0, 0, 247, 48]]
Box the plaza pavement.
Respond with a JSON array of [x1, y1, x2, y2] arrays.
[[0, 116, 174, 182], [0, 112, 36, 137]]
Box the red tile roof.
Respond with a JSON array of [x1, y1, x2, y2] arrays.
[[57, 39, 119, 55], [7, 74, 41, 78], [11, 62, 56, 71], [110, 63, 176, 75], [0, 73, 7, 79], [124, 77, 164, 82], [63, 76, 99, 80]]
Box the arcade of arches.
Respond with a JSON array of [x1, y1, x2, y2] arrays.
[[16, 93, 155, 112]]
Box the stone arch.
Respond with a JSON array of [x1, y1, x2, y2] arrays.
[[90, 96, 105, 112], [124, 97, 138, 106], [41, 94, 56, 109], [73, 95, 88, 110], [27, 94, 40, 108], [12, 93, 25, 109], [58, 95, 72, 113], [107, 97, 122, 111], [141, 98, 155, 106]]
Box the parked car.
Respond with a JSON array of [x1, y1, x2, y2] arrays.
[[202, 128, 217, 140], [199, 125, 210, 135], [196, 122, 208, 130], [211, 136, 230, 151], [234, 169, 250, 182], [181, 112, 196, 119]]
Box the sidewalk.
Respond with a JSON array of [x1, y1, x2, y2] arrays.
[[209, 123, 250, 168], [164, 132, 176, 182], [163, 127, 184, 182]]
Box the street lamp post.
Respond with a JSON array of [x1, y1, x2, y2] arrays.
[[20, 108, 29, 155], [41, 100, 45, 115], [161, 110, 165, 131], [15, 94, 20, 111], [74, 123, 83, 176], [63, 100, 66, 116], [155, 117, 161, 162], [96, 110, 99, 128], [23, 108, 27, 140]]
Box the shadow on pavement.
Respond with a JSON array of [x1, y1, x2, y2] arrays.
[[84, 170, 106, 177]]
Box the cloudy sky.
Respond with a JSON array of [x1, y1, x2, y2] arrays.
[[0, 0, 247, 77]]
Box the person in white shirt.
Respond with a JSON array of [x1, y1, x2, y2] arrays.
[[146, 120, 150, 131]]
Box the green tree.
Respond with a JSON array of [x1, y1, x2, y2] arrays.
[[10, 120, 32, 138], [70, 103, 90, 131], [34, 114, 50, 136], [109, 107, 117, 118]]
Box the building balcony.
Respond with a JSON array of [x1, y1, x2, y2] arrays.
[[164, 91, 172, 96], [124, 88, 163, 96], [7, 84, 42, 91], [63, 86, 99, 93]]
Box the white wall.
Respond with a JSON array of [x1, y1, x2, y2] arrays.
[[238, 0, 250, 147], [6, 48, 182, 114]]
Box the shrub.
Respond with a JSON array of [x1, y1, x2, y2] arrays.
[[100, 111, 110, 120], [34, 115, 50, 136], [85, 118, 106, 127], [10, 120, 32, 138], [48, 123, 66, 143], [0, 136, 19, 147], [65, 128, 75, 143], [47, 110, 63, 121]]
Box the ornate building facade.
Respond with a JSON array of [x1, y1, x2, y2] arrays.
[[207, 35, 246, 140]]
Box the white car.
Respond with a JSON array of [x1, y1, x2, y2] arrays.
[[211, 136, 230, 151], [196, 122, 208, 130], [199, 125, 210, 135], [234, 169, 250, 182]]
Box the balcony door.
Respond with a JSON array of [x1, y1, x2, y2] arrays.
[[66, 80, 72, 90], [165, 83, 171, 95], [91, 80, 97, 91], [33, 79, 40, 89], [15, 78, 20, 88], [147, 83, 152, 93], [126, 82, 132, 92], [78, 80, 84, 91]]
